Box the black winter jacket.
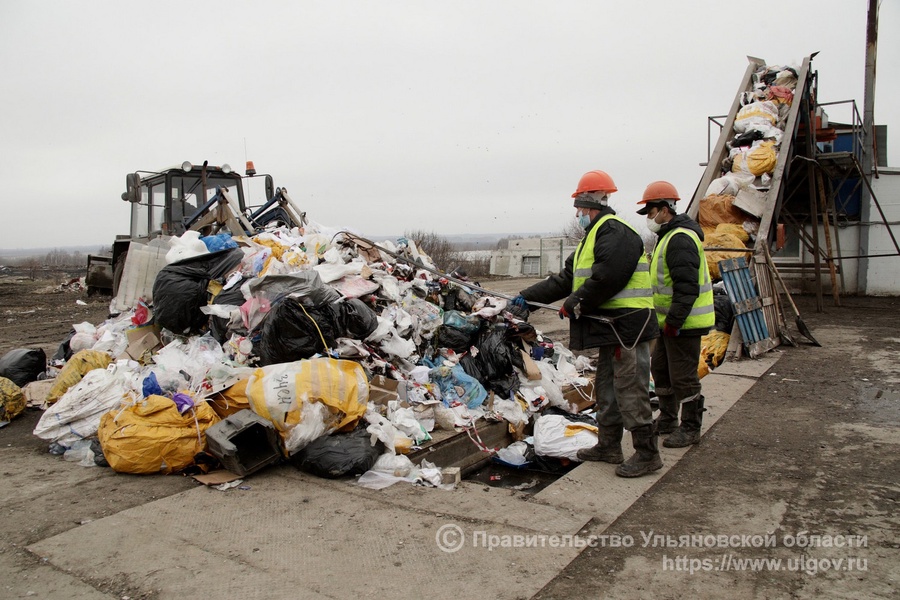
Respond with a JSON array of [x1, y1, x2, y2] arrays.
[[520, 206, 659, 350], [653, 213, 711, 337]]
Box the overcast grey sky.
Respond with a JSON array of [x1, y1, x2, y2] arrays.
[[1, 0, 896, 249]]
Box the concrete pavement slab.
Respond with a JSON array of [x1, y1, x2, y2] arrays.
[[28, 466, 585, 600], [532, 354, 781, 518], [27, 354, 781, 600]]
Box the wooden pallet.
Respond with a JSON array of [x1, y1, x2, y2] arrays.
[[719, 256, 777, 358]]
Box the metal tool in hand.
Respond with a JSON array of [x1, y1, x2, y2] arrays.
[[337, 230, 617, 323]]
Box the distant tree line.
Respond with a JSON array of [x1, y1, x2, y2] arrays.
[[403, 229, 491, 278], [4, 248, 90, 268]]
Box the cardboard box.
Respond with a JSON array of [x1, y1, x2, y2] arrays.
[[368, 374, 401, 406], [562, 379, 595, 413], [519, 349, 543, 381], [124, 324, 162, 360]]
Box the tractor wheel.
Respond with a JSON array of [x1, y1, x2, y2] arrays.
[[112, 252, 128, 298]]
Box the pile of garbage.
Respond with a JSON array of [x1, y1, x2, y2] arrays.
[[0, 222, 604, 488], [691, 63, 798, 363]]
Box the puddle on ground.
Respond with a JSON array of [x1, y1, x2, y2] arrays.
[[467, 459, 580, 494], [855, 385, 900, 424]]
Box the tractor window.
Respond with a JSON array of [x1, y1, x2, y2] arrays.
[[171, 174, 246, 216], [150, 183, 165, 234], [131, 186, 150, 238]]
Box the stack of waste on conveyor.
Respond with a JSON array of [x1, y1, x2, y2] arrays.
[[10, 221, 603, 488], [694, 64, 799, 374]]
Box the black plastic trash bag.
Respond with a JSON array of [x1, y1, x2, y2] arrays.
[[0, 348, 47, 387], [713, 290, 735, 333], [337, 298, 378, 340], [208, 277, 249, 344], [257, 297, 341, 365], [459, 325, 521, 397], [52, 330, 75, 364], [436, 325, 475, 354], [152, 248, 244, 335], [290, 427, 382, 478]]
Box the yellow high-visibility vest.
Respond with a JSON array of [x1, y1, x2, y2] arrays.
[[650, 227, 715, 329], [572, 215, 653, 310]]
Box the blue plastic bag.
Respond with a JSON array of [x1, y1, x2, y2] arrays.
[[429, 364, 487, 409], [141, 372, 163, 398], [201, 234, 238, 252]]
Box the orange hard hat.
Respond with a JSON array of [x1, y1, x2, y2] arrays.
[[571, 170, 618, 198], [636, 181, 680, 214], [638, 180, 680, 204]]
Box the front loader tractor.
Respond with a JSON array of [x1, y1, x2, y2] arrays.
[[86, 160, 307, 295]]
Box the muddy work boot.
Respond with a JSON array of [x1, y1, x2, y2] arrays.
[[577, 425, 624, 464], [653, 394, 679, 435], [663, 396, 705, 448], [615, 424, 663, 478]]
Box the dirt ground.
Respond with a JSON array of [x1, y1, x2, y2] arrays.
[[1, 273, 898, 599]]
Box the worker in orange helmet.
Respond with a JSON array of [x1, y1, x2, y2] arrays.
[[637, 181, 715, 447], [511, 170, 662, 477]]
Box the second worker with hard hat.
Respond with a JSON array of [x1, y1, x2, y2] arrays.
[[637, 180, 715, 447]]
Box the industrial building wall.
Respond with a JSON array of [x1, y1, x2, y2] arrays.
[[489, 244, 577, 278], [792, 169, 899, 296], [862, 169, 900, 295]]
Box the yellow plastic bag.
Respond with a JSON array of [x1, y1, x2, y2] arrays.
[[698, 194, 748, 228], [703, 232, 748, 280], [698, 331, 731, 379], [714, 223, 750, 243], [207, 378, 251, 419], [46, 350, 112, 405], [747, 141, 777, 175], [0, 377, 25, 422], [247, 358, 369, 454], [97, 395, 220, 474]]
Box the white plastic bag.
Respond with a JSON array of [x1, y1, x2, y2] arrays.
[[496, 441, 529, 466], [364, 410, 413, 454], [387, 402, 431, 443], [33, 366, 133, 447], [493, 397, 528, 427], [165, 230, 210, 264], [371, 452, 415, 477], [63, 439, 97, 467], [532, 414, 598, 461], [733, 101, 779, 134]]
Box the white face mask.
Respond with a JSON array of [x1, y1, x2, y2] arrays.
[[577, 211, 591, 229], [646, 214, 662, 233]]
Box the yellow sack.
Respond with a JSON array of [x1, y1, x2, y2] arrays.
[[208, 378, 251, 419], [703, 232, 748, 280], [698, 331, 731, 379], [698, 194, 748, 228], [247, 358, 369, 454], [97, 395, 220, 474], [46, 350, 112, 405], [714, 223, 750, 243], [0, 377, 25, 422], [747, 141, 777, 175]]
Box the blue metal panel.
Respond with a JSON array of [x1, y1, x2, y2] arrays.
[[718, 257, 769, 346], [832, 132, 861, 217]]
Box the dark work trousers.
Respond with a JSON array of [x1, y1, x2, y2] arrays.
[[651, 335, 703, 404], [593, 340, 653, 431]]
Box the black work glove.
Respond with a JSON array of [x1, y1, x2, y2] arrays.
[[559, 295, 581, 320]]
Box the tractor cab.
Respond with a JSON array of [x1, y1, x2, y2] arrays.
[[121, 161, 269, 239], [86, 160, 307, 296]]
